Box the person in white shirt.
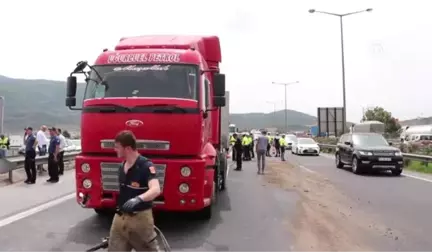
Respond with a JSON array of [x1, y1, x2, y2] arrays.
[[36, 125, 49, 172], [57, 128, 67, 175]]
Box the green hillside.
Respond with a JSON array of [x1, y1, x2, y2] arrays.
[[0, 75, 317, 134]]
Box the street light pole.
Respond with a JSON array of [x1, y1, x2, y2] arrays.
[[308, 8, 372, 133], [271, 81, 299, 132]]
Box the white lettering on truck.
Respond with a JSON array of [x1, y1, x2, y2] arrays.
[[107, 53, 181, 64]]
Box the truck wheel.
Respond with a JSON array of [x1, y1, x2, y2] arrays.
[[94, 208, 114, 216], [219, 153, 227, 191]]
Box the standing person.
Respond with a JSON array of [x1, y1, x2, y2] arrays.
[[280, 135, 287, 161], [274, 133, 281, 157], [108, 130, 161, 252], [242, 134, 250, 161], [256, 130, 269, 174], [230, 134, 237, 161], [249, 133, 255, 159], [24, 127, 37, 184], [36, 125, 49, 172], [266, 133, 271, 157], [0, 134, 10, 158], [47, 127, 60, 183], [233, 135, 243, 171], [57, 128, 66, 175]]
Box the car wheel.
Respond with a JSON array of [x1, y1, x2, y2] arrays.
[[351, 157, 362, 174], [391, 169, 402, 176], [335, 153, 344, 168]]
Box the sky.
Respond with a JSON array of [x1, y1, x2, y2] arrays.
[[0, 0, 430, 123]]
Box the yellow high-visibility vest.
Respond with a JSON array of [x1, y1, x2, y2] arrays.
[[0, 137, 8, 149]]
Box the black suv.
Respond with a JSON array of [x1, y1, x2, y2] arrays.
[[335, 132, 403, 176]]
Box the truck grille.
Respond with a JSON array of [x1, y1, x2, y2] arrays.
[[100, 162, 166, 191], [101, 139, 170, 151]]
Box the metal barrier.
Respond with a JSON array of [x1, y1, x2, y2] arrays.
[[318, 144, 432, 162], [0, 151, 79, 183]]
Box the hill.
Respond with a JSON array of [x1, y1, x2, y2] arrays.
[[0, 75, 317, 133], [230, 110, 317, 131]]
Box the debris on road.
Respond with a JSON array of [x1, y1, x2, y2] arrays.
[[264, 160, 401, 251]]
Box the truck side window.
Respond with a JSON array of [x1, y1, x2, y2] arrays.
[[204, 78, 210, 108]]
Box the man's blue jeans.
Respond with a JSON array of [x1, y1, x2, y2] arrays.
[[0, 149, 7, 158]]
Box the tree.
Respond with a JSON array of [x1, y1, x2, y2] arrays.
[[362, 106, 401, 134]]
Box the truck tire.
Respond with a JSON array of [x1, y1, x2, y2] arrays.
[[94, 208, 114, 216], [219, 152, 227, 191]]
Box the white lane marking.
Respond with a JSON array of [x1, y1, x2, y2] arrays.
[[403, 173, 432, 183], [299, 165, 316, 174], [0, 193, 75, 228]]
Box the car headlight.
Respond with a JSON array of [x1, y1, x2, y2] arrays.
[[180, 166, 191, 177], [82, 179, 92, 189], [81, 163, 90, 173], [179, 183, 189, 193], [394, 151, 403, 156], [359, 151, 373, 156]]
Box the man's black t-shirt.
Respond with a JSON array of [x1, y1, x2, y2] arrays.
[[117, 155, 157, 211]]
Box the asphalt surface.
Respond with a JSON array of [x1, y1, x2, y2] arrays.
[[287, 151, 432, 251], [0, 159, 295, 251]]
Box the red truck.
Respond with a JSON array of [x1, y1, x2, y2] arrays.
[[65, 35, 229, 219]]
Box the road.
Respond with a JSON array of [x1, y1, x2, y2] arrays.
[[0, 159, 295, 251], [1, 152, 432, 251], [283, 151, 432, 251]]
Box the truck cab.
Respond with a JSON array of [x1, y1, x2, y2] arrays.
[[65, 35, 228, 219]]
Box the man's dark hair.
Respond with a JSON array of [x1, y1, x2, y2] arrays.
[[57, 128, 62, 133], [115, 130, 137, 150]]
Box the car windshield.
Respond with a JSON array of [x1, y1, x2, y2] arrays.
[[286, 135, 297, 141], [298, 138, 316, 144], [84, 64, 198, 100], [352, 134, 388, 147]]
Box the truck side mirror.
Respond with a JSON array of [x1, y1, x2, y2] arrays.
[[66, 76, 78, 97], [213, 96, 226, 107], [66, 76, 77, 107], [66, 97, 76, 107], [213, 73, 225, 96]]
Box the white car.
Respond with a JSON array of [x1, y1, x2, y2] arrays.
[[284, 134, 297, 150], [292, 137, 320, 156]]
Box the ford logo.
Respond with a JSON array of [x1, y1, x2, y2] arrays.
[[125, 120, 143, 127]]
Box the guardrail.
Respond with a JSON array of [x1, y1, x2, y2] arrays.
[[0, 151, 79, 183], [318, 144, 432, 162]]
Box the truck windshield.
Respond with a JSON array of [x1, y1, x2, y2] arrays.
[[84, 64, 198, 100]]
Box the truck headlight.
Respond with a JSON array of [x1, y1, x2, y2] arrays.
[[179, 183, 189, 193], [180, 166, 191, 177], [81, 163, 90, 173], [82, 179, 92, 189]]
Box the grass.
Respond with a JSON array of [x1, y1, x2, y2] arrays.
[[405, 160, 432, 174]]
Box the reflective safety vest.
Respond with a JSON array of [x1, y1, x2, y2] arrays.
[[242, 137, 249, 146], [230, 136, 236, 145], [247, 136, 253, 145], [280, 138, 286, 146], [0, 137, 8, 149]]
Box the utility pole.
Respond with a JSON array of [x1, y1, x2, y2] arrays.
[[308, 8, 372, 133], [271, 81, 299, 132]]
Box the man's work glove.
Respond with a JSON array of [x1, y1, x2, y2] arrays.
[[121, 196, 143, 213]]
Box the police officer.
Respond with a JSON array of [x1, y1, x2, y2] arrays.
[[0, 134, 10, 158], [274, 133, 281, 157], [280, 135, 287, 161], [230, 134, 237, 161], [242, 134, 250, 161], [233, 135, 243, 171], [248, 133, 255, 159], [108, 130, 161, 252]]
